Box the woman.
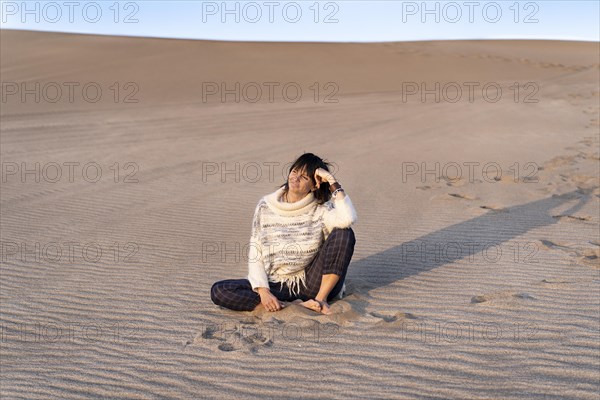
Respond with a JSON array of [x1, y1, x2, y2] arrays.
[[211, 153, 357, 315]]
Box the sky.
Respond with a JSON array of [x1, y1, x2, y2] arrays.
[[0, 0, 598, 42]]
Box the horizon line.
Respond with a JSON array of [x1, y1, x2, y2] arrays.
[[2, 28, 598, 44]]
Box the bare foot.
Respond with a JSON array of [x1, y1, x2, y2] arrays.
[[298, 299, 322, 312], [297, 299, 332, 315], [315, 299, 332, 315]]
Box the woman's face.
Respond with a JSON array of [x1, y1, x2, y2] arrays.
[[288, 166, 315, 195]]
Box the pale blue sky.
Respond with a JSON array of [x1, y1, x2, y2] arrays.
[[1, 0, 598, 42]]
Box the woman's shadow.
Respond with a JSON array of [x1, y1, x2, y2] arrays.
[[349, 189, 593, 292]]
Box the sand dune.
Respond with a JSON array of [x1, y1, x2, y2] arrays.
[[1, 30, 599, 399]]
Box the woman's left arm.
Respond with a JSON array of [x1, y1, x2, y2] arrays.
[[315, 168, 357, 229]]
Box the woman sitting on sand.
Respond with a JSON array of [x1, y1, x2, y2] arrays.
[[211, 153, 357, 315]]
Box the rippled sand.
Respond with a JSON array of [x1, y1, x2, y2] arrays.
[[1, 30, 599, 399]]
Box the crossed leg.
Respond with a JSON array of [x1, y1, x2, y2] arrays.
[[298, 273, 340, 314], [297, 227, 356, 314]]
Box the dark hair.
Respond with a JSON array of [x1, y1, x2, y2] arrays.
[[279, 153, 333, 204]]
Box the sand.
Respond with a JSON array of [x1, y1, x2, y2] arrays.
[[1, 30, 599, 399]]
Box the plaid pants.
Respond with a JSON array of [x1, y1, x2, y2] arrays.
[[211, 227, 356, 311]]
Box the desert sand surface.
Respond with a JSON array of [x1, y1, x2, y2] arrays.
[[1, 30, 599, 399]]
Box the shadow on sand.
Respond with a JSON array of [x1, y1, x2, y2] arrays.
[[349, 189, 593, 291]]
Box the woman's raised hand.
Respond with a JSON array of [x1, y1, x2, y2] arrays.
[[314, 168, 335, 189]]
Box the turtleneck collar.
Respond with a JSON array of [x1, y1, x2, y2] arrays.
[[264, 187, 317, 216]]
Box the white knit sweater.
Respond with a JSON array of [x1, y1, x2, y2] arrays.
[[247, 186, 357, 296]]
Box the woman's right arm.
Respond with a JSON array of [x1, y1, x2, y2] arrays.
[[247, 202, 270, 293], [247, 201, 287, 312]]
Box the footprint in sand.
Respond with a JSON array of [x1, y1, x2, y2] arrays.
[[187, 320, 274, 354], [443, 177, 478, 187], [539, 239, 575, 251], [539, 240, 599, 268], [552, 214, 591, 222], [471, 295, 489, 303], [471, 291, 537, 305], [447, 192, 477, 200], [576, 249, 600, 268], [512, 293, 537, 300], [218, 343, 236, 352], [369, 311, 418, 330], [537, 278, 573, 288], [479, 204, 507, 212]]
